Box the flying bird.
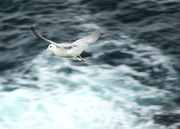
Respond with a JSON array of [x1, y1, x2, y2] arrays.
[[31, 26, 100, 62]]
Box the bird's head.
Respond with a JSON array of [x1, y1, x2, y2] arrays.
[[46, 44, 56, 52]]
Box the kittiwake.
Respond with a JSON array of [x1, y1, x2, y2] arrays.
[[31, 26, 100, 62]]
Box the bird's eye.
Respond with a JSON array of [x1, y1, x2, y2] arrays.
[[50, 46, 52, 48]]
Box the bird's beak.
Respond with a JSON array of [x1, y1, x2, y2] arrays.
[[45, 49, 49, 52]]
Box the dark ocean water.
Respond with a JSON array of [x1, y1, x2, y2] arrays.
[[1, 0, 180, 129]]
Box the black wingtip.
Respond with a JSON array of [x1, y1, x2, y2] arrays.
[[31, 26, 38, 36], [31, 26, 35, 31]]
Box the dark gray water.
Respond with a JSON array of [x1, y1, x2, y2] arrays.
[[1, 0, 180, 129]]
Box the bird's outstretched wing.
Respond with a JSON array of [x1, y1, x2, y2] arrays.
[[31, 27, 100, 50], [82, 29, 101, 44], [72, 29, 101, 46], [31, 26, 60, 48]]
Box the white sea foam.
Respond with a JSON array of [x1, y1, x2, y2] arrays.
[[0, 49, 173, 129]]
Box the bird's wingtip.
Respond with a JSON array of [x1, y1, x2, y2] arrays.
[[31, 26, 39, 36], [31, 26, 35, 31], [96, 28, 101, 33]]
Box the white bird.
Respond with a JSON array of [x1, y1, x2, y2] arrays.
[[31, 26, 100, 62]]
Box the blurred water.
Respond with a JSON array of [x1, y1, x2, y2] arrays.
[[0, 0, 180, 129]]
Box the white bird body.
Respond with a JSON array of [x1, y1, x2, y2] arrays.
[[31, 27, 100, 62], [53, 45, 73, 58], [52, 43, 87, 58]]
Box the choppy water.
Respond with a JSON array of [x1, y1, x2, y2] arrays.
[[1, 0, 180, 129]]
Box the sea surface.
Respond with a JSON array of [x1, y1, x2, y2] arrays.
[[0, 0, 180, 129]]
